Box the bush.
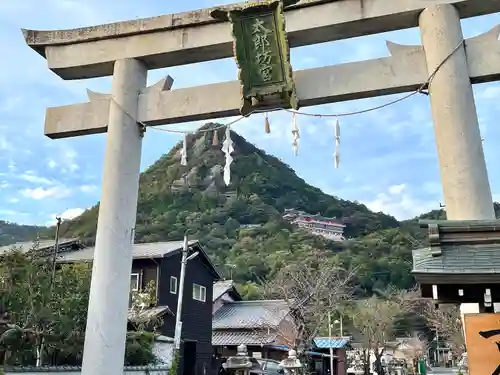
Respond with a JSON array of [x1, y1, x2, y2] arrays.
[[169, 351, 180, 375], [124, 332, 158, 366]]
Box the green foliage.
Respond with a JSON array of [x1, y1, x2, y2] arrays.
[[130, 280, 164, 332], [0, 222, 42, 247], [0, 246, 91, 366], [168, 351, 180, 375], [55, 125, 415, 292], [0, 248, 158, 367], [124, 332, 157, 366], [5, 126, 499, 295]]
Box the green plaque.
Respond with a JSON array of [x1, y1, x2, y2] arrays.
[[211, 0, 299, 116]]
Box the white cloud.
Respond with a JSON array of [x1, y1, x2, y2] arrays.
[[21, 186, 72, 200], [493, 193, 500, 203], [46, 207, 84, 225], [388, 184, 405, 195], [18, 172, 54, 185], [61, 207, 84, 219], [365, 183, 437, 220], [62, 147, 80, 173], [1, 0, 499, 227]]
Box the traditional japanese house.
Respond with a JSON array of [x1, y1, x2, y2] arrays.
[[212, 299, 294, 360], [213, 280, 243, 314], [1, 239, 220, 375]]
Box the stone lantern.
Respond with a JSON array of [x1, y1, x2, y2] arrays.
[[223, 345, 254, 375], [279, 349, 303, 375]]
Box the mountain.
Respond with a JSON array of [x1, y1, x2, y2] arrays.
[[0, 220, 43, 246], [67, 123, 398, 237], [2, 124, 425, 296]]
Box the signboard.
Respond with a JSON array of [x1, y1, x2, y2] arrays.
[[211, 0, 299, 115], [464, 313, 500, 375]]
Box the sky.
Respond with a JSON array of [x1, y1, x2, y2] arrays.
[[1, 0, 500, 226]]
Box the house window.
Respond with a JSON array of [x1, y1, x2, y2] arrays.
[[193, 283, 206, 302], [130, 273, 140, 291], [170, 276, 178, 294]]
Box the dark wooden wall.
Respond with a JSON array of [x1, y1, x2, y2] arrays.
[[131, 258, 160, 291], [158, 251, 217, 375]]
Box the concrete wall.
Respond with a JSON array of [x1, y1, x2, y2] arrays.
[[4, 367, 169, 375], [3, 342, 172, 375]]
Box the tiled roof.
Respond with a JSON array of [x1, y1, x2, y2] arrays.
[[212, 330, 277, 346], [213, 300, 289, 329], [412, 243, 500, 274], [57, 240, 199, 262], [213, 280, 235, 301], [0, 238, 79, 255], [314, 337, 350, 349], [128, 306, 173, 324]]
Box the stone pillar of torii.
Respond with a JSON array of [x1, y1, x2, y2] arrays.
[[21, 1, 500, 374]]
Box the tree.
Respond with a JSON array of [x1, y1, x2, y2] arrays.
[[422, 303, 465, 358], [0, 246, 160, 367], [399, 336, 429, 362], [129, 280, 164, 333], [0, 245, 91, 366], [260, 254, 355, 352], [348, 289, 417, 375]]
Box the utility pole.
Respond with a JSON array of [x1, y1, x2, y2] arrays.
[[39, 216, 61, 367], [174, 235, 188, 352], [435, 329, 440, 366], [328, 312, 334, 375], [173, 234, 199, 353], [50, 217, 62, 286]]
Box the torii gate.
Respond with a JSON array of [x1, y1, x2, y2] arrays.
[[22, 1, 500, 374]]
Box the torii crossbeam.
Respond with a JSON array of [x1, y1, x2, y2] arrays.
[[21, 1, 500, 375], [45, 26, 500, 139]]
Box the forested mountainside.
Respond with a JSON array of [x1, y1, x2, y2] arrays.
[[0, 220, 42, 246], [4, 123, 499, 298]]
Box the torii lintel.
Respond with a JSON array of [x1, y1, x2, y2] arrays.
[[44, 25, 500, 139], [22, 0, 500, 80]]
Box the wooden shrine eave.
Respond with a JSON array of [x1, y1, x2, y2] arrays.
[[412, 219, 500, 288], [415, 273, 500, 285], [22, 0, 500, 80], [419, 219, 500, 251]]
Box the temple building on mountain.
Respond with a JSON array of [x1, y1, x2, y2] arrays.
[[283, 209, 346, 241]]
